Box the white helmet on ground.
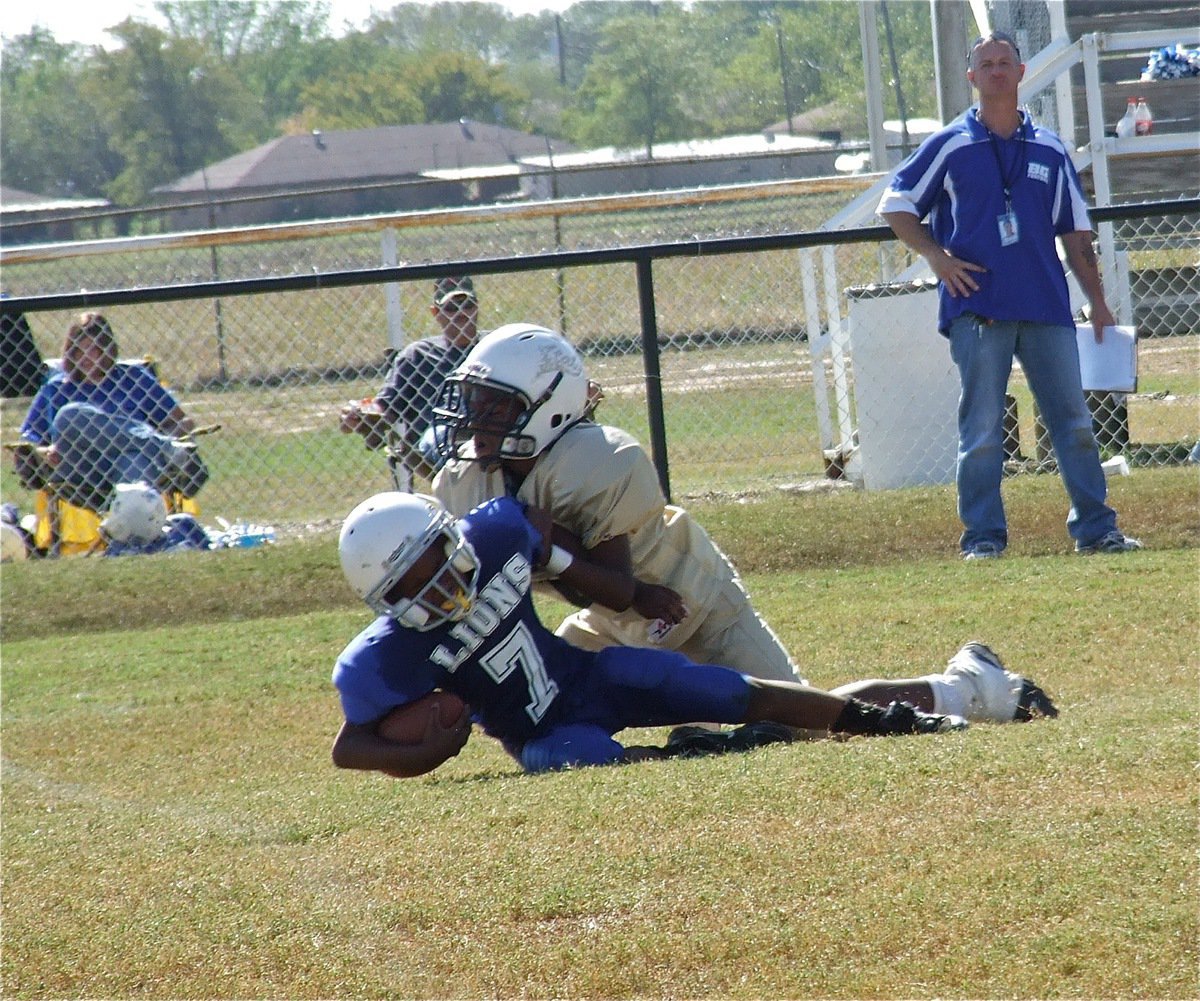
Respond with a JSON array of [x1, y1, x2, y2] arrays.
[[432, 323, 589, 462], [338, 492, 479, 630], [101, 482, 167, 544]]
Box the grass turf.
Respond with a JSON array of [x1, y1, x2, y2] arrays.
[[1, 470, 1197, 998]]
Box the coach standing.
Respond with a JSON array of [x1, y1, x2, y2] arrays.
[[878, 30, 1140, 559]]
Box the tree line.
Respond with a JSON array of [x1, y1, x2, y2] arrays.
[[1, 0, 937, 209]]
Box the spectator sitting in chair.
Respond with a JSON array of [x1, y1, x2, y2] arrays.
[[339, 276, 483, 487], [13, 312, 207, 512]]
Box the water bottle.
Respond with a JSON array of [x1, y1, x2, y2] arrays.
[[1134, 98, 1153, 135], [1115, 98, 1137, 138], [216, 521, 276, 548], [234, 523, 276, 547]]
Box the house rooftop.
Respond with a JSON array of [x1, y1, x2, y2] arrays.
[[522, 131, 836, 170], [156, 122, 573, 194], [1, 184, 109, 213]]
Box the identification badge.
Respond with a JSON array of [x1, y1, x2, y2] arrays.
[[997, 211, 1020, 246]]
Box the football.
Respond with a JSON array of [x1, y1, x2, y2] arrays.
[[377, 691, 469, 745]]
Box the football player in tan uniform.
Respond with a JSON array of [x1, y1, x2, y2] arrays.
[[428, 325, 1060, 743], [431, 324, 804, 685]]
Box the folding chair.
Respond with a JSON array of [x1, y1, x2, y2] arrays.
[[384, 425, 430, 494], [11, 357, 207, 557], [30, 481, 201, 557]]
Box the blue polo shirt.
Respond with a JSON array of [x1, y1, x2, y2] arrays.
[[878, 108, 1092, 333], [19, 364, 180, 445]]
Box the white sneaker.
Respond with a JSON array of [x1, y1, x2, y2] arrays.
[[943, 641, 1024, 722]]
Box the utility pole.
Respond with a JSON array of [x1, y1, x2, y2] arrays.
[[859, 2, 889, 172], [931, 0, 973, 124], [554, 14, 566, 86], [198, 162, 229, 386], [776, 21, 794, 135], [880, 0, 911, 157]]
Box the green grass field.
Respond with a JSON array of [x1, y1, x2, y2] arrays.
[[2, 470, 1197, 998]]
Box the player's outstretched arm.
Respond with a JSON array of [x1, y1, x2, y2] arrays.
[[524, 505, 639, 613], [526, 506, 684, 620], [555, 534, 685, 622], [552, 534, 641, 611], [331, 712, 469, 779]]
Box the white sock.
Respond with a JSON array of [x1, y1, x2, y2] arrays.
[[921, 674, 970, 718]]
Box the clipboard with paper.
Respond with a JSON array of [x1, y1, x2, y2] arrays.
[[1075, 324, 1137, 393]]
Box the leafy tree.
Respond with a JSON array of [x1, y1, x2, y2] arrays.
[[0, 29, 120, 199], [155, 0, 338, 130], [689, 0, 785, 58], [406, 51, 527, 126], [90, 20, 249, 205], [549, 1, 643, 91], [361, 1, 519, 63], [286, 46, 525, 132], [707, 32, 790, 135], [289, 64, 423, 131], [433, 1, 520, 63], [875, 0, 937, 120], [565, 5, 706, 153], [156, 0, 282, 60], [504, 9, 563, 73], [781, 0, 935, 125], [500, 58, 569, 136]]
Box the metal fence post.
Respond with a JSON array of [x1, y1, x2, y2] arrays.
[[635, 255, 671, 503]]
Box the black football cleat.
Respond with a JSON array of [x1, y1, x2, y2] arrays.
[[1014, 679, 1059, 720], [725, 721, 795, 752], [665, 726, 731, 758], [665, 721, 795, 758], [878, 700, 969, 735]]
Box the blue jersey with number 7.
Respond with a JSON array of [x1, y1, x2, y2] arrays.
[[333, 496, 586, 740], [332, 495, 752, 770]]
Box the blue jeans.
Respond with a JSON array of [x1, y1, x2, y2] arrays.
[[948, 315, 1116, 552], [50, 403, 180, 509]]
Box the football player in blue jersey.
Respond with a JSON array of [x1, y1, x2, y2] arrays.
[[329, 492, 1055, 778]]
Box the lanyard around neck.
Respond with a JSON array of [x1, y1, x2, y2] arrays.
[[984, 113, 1027, 212]]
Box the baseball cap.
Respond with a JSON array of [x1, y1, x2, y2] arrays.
[[434, 276, 476, 306]]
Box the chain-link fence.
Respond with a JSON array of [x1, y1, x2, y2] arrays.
[[1, 187, 1195, 553], [842, 205, 1200, 489]]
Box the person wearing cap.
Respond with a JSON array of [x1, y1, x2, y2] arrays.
[[339, 276, 483, 486], [878, 31, 1140, 559]]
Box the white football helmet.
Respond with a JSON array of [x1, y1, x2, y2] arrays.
[[338, 492, 479, 630], [432, 323, 590, 462], [101, 482, 167, 544]]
